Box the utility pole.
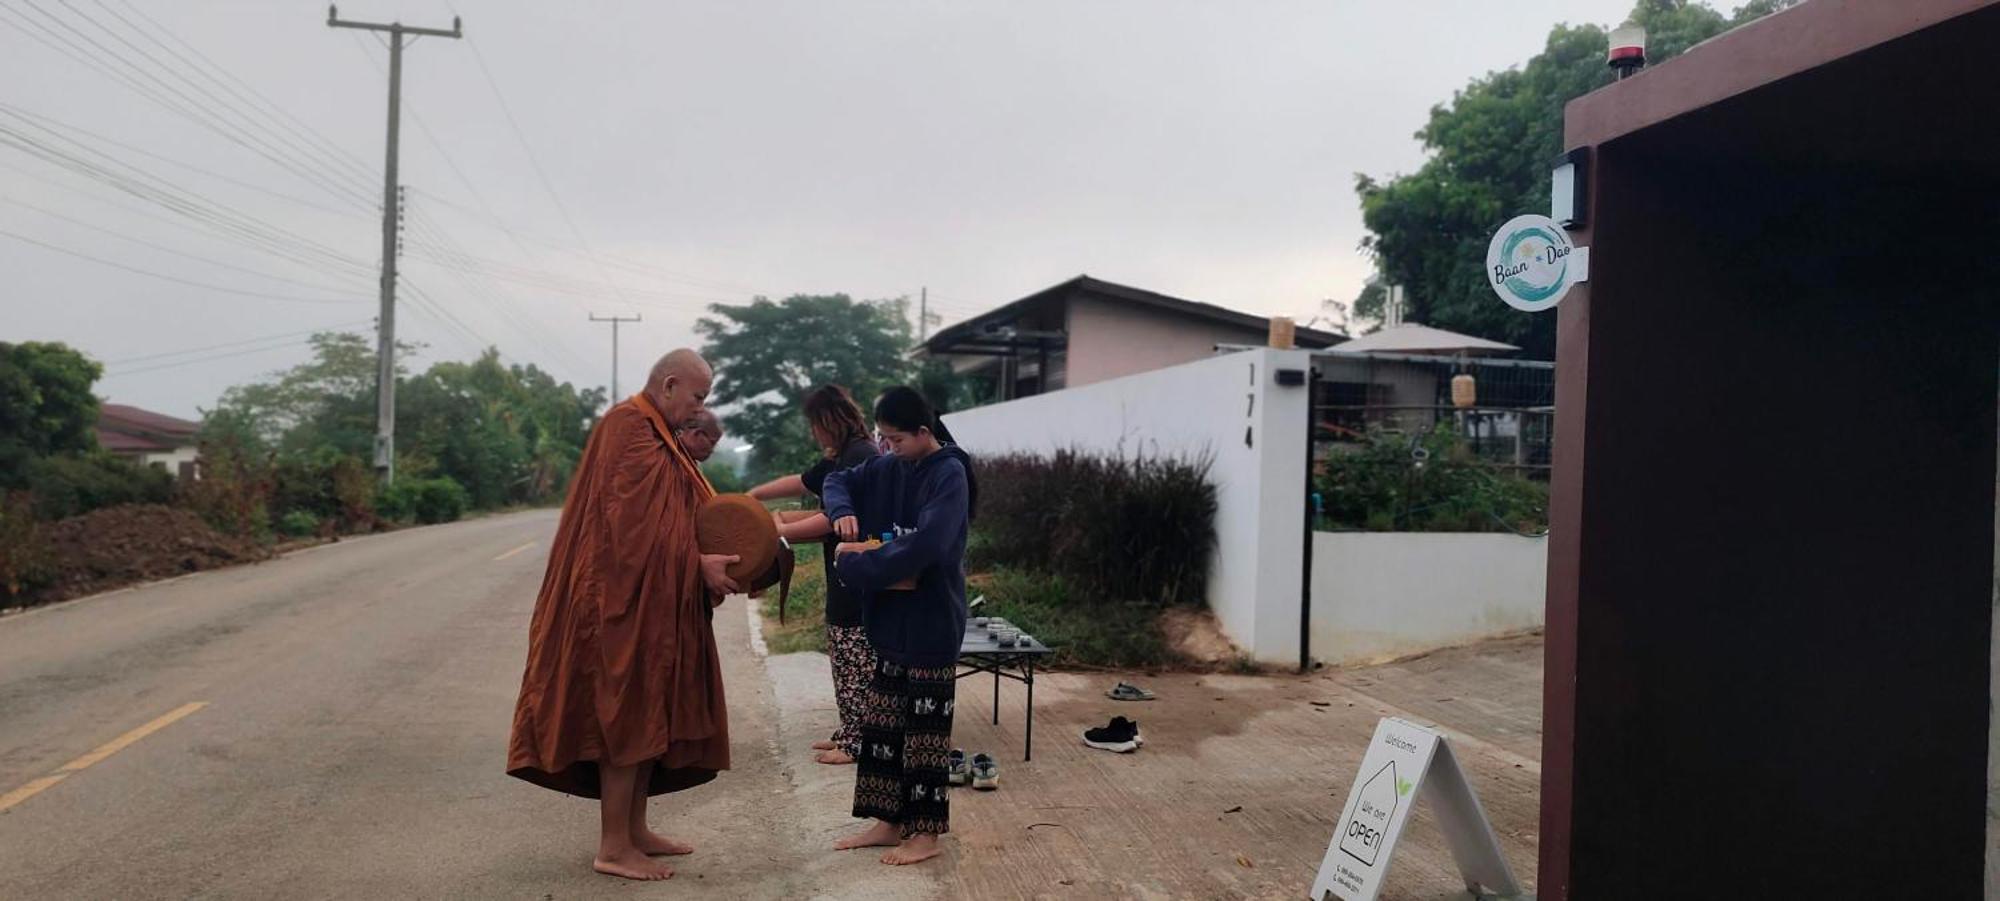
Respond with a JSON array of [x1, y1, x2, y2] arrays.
[[589, 313, 641, 400], [917, 286, 941, 342], [328, 5, 462, 484]]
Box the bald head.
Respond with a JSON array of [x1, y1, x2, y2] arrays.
[[650, 348, 709, 389], [644, 348, 713, 429], [678, 409, 722, 462]]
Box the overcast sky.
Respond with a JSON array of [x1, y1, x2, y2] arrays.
[[3, 0, 1637, 418]]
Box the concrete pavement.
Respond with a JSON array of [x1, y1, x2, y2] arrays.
[[0, 510, 942, 899]]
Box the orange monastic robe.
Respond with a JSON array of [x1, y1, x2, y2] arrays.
[[506, 393, 727, 798]]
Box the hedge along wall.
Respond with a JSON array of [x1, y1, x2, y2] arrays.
[[944, 347, 1315, 663], [972, 451, 1217, 608]]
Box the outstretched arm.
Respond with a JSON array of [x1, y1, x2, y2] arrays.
[[748, 474, 806, 500], [776, 512, 832, 542]]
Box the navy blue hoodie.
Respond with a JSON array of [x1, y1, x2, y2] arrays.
[[821, 445, 971, 668]]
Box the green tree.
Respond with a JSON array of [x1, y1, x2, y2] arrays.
[[206, 337, 601, 512], [1354, 0, 1797, 356], [208, 331, 419, 458], [701, 459, 747, 495], [507, 362, 604, 501], [697, 294, 939, 480], [399, 353, 526, 508], [397, 350, 602, 508], [0, 342, 103, 486], [1350, 279, 1389, 328]]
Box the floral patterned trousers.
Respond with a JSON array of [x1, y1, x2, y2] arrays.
[[826, 624, 876, 756]]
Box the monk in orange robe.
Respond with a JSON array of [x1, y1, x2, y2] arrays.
[[506, 348, 741, 881]]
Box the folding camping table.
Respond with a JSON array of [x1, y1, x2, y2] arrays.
[[957, 625, 1053, 761]]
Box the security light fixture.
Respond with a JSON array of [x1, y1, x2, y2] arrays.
[[1552, 146, 1590, 229]]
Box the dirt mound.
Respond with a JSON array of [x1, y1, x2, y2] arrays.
[[1158, 605, 1243, 669], [37, 504, 270, 603]]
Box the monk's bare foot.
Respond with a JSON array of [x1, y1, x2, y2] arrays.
[[816, 749, 855, 765], [881, 834, 943, 866], [834, 820, 902, 851], [593, 847, 674, 881], [811, 739, 837, 751], [633, 827, 695, 857]]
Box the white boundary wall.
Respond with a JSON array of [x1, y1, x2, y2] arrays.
[[1310, 532, 1546, 665], [943, 348, 1314, 662]]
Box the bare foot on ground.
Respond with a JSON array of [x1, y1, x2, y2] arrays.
[[593, 848, 675, 881], [633, 827, 695, 856], [882, 835, 942, 866], [816, 749, 855, 765], [812, 739, 837, 751], [834, 820, 902, 851]]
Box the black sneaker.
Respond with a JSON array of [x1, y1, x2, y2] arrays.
[[1126, 716, 1146, 748], [1083, 716, 1141, 753]]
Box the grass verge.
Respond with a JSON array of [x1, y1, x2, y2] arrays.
[[973, 567, 1181, 669], [758, 544, 828, 654], [755, 549, 1191, 670]]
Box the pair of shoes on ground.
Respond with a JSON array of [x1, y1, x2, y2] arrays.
[[947, 749, 999, 790], [1083, 716, 1145, 753]]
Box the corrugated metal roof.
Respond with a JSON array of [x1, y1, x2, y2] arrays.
[[99, 403, 200, 438], [96, 426, 175, 453], [1330, 323, 1519, 356], [921, 274, 1345, 353]]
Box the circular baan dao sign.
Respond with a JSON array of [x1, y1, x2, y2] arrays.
[[1485, 214, 1578, 312]]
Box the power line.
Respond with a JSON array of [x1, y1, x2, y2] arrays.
[[3, 1, 735, 397], [460, 30, 633, 310], [0, 131, 374, 281], [54, 0, 379, 203], [97, 0, 384, 191], [0, 118, 375, 277], [102, 336, 324, 377], [3, 0, 379, 211], [51, 0, 384, 209], [0, 226, 368, 304], [337, 24, 611, 378], [401, 215, 551, 352], [0, 155, 374, 295], [403, 275, 498, 356], [409, 186, 760, 296], [103, 320, 372, 365], [343, 23, 761, 308], [0, 193, 374, 295], [0, 102, 367, 220], [396, 224, 741, 308], [398, 205, 601, 380]]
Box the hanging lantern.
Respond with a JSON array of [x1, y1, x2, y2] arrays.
[[1451, 373, 1477, 409], [1268, 316, 1296, 350]]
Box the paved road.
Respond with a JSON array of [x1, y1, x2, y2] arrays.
[[0, 510, 937, 899]]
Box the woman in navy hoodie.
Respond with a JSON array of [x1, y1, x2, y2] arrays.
[[822, 386, 976, 866]]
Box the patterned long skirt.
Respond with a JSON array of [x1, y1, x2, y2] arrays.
[[826, 624, 876, 756], [852, 659, 956, 837]]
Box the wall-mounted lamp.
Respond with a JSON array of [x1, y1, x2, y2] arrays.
[[1551, 146, 1590, 230]]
